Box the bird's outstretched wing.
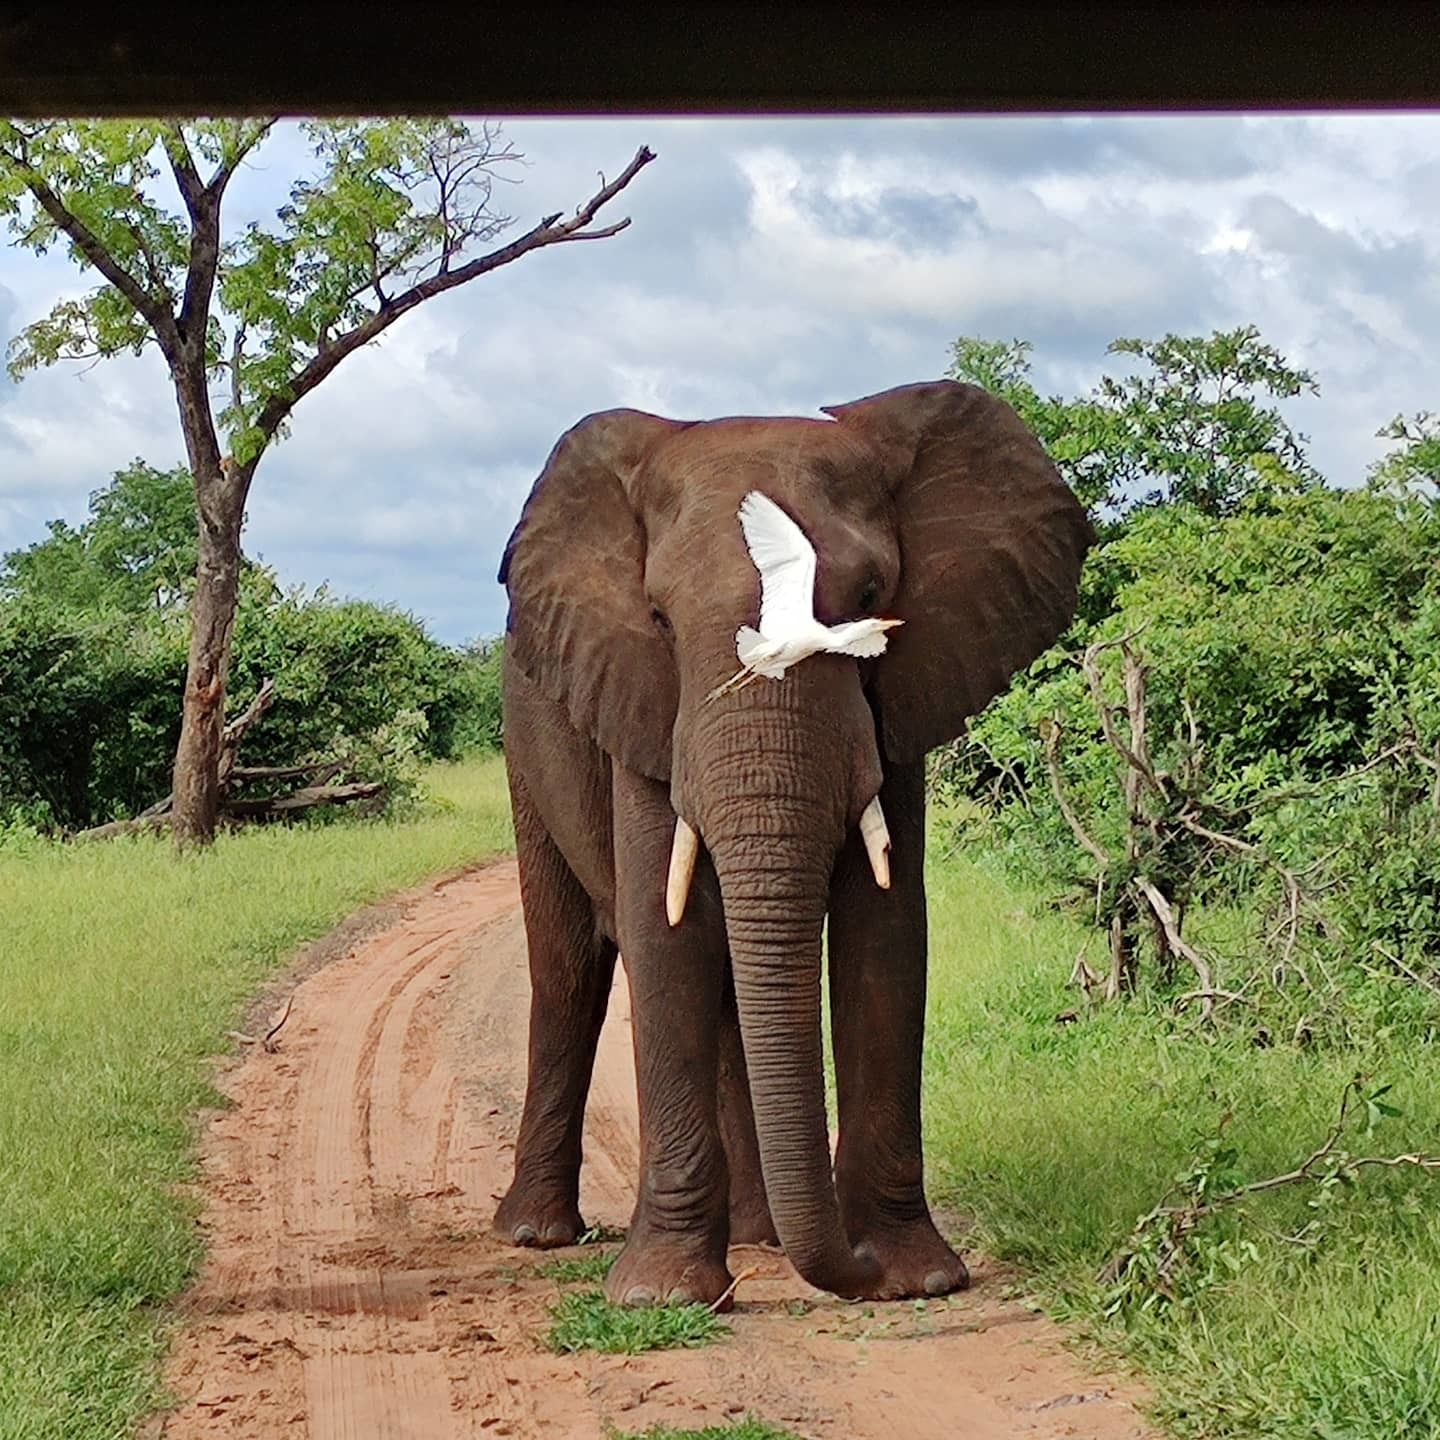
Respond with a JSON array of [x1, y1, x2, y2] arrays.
[[737, 491, 816, 637], [832, 629, 892, 658]]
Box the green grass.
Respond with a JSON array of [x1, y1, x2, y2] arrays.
[[920, 822, 1440, 1440], [535, 1247, 620, 1284], [604, 1420, 804, 1440], [9, 746, 1439, 1438], [0, 755, 513, 1440], [545, 1289, 730, 1355]]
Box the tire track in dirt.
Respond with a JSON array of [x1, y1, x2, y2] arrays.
[[156, 860, 1157, 1439]]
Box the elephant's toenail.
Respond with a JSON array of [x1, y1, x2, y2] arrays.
[[512, 1223, 537, 1245], [542, 1223, 572, 1244], [623, 1285, 656, 1306], [925, 1268, 956, 1295]]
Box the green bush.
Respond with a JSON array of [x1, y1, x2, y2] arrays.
[[0, 459, 508, 830], [932, 480, 1440, 1039], [0, 602, 187, 831]]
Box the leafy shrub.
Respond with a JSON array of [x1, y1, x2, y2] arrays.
[[0, 602, 188, 830], [935, 479, 1440, 1031], [0, 457, 509, 829]]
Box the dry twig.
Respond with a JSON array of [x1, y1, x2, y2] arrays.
[[708, 1265, 760, 1313], [228, 993, 295, 1054]]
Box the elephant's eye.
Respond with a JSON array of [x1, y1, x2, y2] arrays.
[[858, 580, 880, 614], [651, 606, 672, 635]]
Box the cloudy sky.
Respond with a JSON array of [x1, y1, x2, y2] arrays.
[[1, 113, 1436, 644]]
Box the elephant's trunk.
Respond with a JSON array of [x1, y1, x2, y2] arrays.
[[673, 702, 875, 1301], [680, 683, 883, 1298], [714, 848, 880, 1296]]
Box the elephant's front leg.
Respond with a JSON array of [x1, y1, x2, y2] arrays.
[[493, 768, 617, 1248], [606, 766, 735, 1308], [827, 759, 970, 1299]]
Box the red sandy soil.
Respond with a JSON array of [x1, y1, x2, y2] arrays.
[[153, 859, 1157, 1439]]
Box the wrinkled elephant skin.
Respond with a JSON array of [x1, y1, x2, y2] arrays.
[[491, 380, 1094, 1306]]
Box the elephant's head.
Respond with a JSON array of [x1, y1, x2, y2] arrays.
[[499, 380, 1093, 1294]]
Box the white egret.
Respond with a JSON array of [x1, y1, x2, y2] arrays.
[[663, 491, 900, 927], [705, 490, 904, 703]]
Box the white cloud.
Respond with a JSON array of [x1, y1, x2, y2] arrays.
[[2, 114, 1437, 641]]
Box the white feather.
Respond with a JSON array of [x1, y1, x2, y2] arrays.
[[832, 628, 891, 658], [706, 490, 904, 703], [737, 491, 817, 640]]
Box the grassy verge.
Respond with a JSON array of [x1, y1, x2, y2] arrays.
[[545, 1290, 729, 1355], [604, 1421, 803, 1440], [535, 1247, 620, 1285], [0, 756, 513, 1439], [921, 826, 1440, 1440]]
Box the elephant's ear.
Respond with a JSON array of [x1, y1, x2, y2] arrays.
[[821, 380, 1095, 764], [499, 408, 690, 780]]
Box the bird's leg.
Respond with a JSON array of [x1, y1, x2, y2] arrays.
[[706, 664, 784, 704], [705, 666, 755, 704]]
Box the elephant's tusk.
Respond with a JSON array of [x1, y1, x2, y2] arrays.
[[666, 816, 700, 926], [859, 796, 891, 890]]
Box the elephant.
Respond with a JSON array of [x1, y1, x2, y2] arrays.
[[490, 379, 1093, 1307]]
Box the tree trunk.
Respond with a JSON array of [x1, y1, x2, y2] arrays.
[[169, 365, 254, 848]]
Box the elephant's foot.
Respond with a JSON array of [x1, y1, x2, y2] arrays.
[[605, 1229, 734, 1310], [853, 1218, 970, 1300], [492, 1183, 585, 1250]]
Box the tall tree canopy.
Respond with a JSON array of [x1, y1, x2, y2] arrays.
[[0, 118, 654, 844], [1, 458, 198, 613], [946, 324, 1320, 520]]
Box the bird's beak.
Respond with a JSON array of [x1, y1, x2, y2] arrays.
[[878, 617, 905, 630]]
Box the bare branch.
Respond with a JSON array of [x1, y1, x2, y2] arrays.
[[1176, 693, 1204, 793], [71, 813, 173, 843], [172, 123, 274, 352], [224, 781, 384, 817], [228, 760, 342, 784], [1369, 944, 1440, 998], [252, 145, 657, 447], [1101, 1077, 1440, 1289], [1177, 815, 1259, 855], [229, 323, 246, 418], [966, 729, 1033, 813], [176, 194, 220, 354], [1082, 638, 1167, 799], [208, 120, 275, 195], [1135, 876, 1217, 1018], [1249, 741, 1417, 811], [1041, 716, 1111, 867], [553, 220, 631, 241], [1175, 988, 1252, 1010], [366, 234, 391, 307], [120, 217, 169, 301], [217, 677, 276, 786], [162, 123, 205, 214]]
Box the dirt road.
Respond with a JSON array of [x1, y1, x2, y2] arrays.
[[156, 860, 1155, 1439]]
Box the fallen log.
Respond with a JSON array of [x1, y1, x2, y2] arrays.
[[222, 781, 385, 819], [71, 812, 174, 843], [76, 678, 281, 839], [73, 781, 385, 841], [67, 679, 395, 841], [227, 760, 342, 785], [218, 678, 278, 786]]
